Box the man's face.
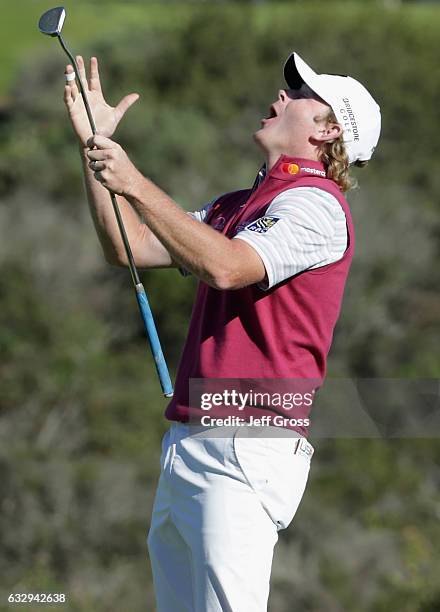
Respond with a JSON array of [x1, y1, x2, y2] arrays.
[[254, 84, 332, 157]]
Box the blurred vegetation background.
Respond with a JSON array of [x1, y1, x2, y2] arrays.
[[1, 1, 439, 611]]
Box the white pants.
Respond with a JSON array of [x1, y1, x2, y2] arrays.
[[147, 423, 314, 612]]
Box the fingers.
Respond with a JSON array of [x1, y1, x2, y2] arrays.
[[86, 146, 108, 175], [93, 171, 105, 184], [64, 85, 74, 109], [89, 56, 102, 93], [75, 55, 89, 91], [86, 149, 110, 161], [64, 64, 78, 100], [87, 134, 117, 149], [89, 160, 106, 172], [114, 93, 140, 123]]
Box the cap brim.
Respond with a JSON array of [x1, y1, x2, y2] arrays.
[[284, 52, 334, 107], [284, 53, 315, 89]]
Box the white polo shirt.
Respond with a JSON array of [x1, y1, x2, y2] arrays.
[[189, 186, 348, 290]]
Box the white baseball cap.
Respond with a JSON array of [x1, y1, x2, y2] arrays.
[[284, 52, 381, 164]]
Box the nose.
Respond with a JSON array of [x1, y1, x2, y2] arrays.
[[278, 89, 288, 103]]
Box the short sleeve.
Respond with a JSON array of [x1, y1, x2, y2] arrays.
[[233, 187, 348, 290], [187, 197, 218, 223]]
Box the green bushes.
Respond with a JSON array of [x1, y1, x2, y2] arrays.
[[0, 3, 439, 610]]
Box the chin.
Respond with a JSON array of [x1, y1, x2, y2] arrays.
[[253, 128, 268, 150]]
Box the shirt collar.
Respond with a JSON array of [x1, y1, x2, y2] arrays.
[[267, 156, 327, 181], [250, 156, 327, 196]]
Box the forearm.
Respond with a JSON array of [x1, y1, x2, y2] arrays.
[[79, 144, 143, 263], [125, 174, 240, 288], [84, 134, 265, 287], [79, 145, 149, 265]]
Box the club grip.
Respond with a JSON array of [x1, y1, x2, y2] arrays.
[[135, 284, 174, 398]]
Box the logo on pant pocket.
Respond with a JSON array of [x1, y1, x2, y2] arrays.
[[295, 438, 314, 460]]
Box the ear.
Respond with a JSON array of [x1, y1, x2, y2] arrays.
[[311, 121, 343, 144]]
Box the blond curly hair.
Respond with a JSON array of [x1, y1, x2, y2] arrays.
[[316, 108, 368, 192]]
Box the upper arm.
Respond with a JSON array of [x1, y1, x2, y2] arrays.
[[177, 196, 266, 289], [217, 238, 266, 290], [113, 223, 174, 270], [233, 187, 347, 290]]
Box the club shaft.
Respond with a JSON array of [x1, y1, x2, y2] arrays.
[[58, 34, 97, 133], [57, 34, 173, 397]]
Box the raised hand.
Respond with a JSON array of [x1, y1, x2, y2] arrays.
[[63, 56, 140, 147]]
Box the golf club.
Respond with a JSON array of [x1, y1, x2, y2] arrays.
[[38, 6, 173, 397]]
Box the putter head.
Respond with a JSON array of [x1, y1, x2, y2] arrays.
[[38, 6, 66, 37]]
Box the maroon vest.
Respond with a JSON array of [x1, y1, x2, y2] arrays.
[[165, 156, 355, 436]]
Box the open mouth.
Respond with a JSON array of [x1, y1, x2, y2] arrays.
[[261, 105, 278, 126]]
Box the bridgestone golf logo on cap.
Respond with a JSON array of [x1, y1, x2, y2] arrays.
[[339, 98, 360, 142]]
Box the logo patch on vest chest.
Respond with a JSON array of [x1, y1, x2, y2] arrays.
[[242, 216, 280, 234]]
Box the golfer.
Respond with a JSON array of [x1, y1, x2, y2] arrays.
[[64, 52, 381, 611]]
